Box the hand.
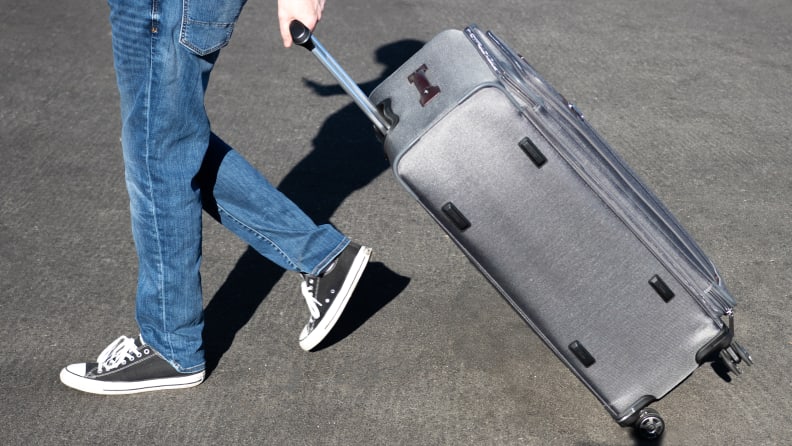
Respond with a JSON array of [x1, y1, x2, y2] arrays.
[[278, 0, 326, 47]]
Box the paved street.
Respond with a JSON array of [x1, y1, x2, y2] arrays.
[[2, 0, 790, 444]]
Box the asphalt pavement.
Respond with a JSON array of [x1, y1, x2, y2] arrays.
[[1, 0, 791, 444]]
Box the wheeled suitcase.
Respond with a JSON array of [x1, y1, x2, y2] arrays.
[[289, 22, 751, 439]]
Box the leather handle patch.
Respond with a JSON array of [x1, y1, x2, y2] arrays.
[[408, 64, 441, 107]]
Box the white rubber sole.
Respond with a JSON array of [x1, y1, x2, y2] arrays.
[[59, 366, 205, 395]]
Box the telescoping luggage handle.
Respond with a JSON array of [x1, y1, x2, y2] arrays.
[[290, 20, 391, 137]]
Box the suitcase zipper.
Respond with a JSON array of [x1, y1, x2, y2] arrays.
[[528, 105, 734, 321], [465, 25, 737, 320]]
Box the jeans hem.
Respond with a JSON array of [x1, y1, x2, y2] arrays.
[[139, 332, 206, 373], [311, 238, 350, 276]]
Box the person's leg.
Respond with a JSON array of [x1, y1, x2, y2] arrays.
[[60, 0, 217, 393], [116, 0, 214, 373], [198, 134, 349, 276], [198, 134, 372, 351], [60, 0, 372, 395]]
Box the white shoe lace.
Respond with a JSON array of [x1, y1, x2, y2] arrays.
[[96, 335, 143, 373], [301, 277, 321, 319]]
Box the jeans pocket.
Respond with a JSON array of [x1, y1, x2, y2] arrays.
[[179, 0, 247, 56]]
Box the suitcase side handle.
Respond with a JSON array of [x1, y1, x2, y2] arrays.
[[289, 20, 391, 137]]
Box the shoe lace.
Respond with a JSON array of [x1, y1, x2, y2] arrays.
[[96, 335, 142, 373], [301, 276, 321, 319]]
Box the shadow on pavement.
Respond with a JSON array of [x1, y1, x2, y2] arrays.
[[311, 262, 411, 352], [202, 39, 424, 376]]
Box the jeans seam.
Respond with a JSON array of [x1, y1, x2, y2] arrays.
[[146, 0, 172, 363], [216, 203, 299, 270], [179, 0, 187, 43]]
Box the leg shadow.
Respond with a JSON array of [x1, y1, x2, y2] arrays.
[[201, 39, 424, 374], [202, 248, 282, 376], [311, 262, 411, 351]]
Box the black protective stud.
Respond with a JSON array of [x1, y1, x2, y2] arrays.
[[441, 202, 471, 231], [569, 341, 596, 367], [649, 274, 675, 302], [518, 137, 547, 168]]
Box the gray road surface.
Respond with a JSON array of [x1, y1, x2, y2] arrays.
[[2, 0, 790, 444]]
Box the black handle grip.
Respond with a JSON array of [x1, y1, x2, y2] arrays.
[[289, 20, 315, 50]]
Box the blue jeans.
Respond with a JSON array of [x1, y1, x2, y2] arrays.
[[107, 0, 348, 373]]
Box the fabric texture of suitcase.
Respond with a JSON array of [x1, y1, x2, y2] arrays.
[[289, 21, 751, 437], [367, 25, 748, 426]]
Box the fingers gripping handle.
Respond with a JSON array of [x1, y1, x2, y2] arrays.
[[289, 20, 390, 137]]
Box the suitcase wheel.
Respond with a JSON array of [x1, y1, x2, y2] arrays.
[[731, 341, 754, 366], [634, 407, 665, 440]]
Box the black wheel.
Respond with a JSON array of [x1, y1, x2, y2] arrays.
[[732, 341, 754, 366], [635, 407, 665, 440], [719, 349, 741, 375]]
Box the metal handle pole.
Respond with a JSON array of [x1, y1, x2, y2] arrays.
[[290, 21, 390, 136]]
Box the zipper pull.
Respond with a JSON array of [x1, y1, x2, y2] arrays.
[[568, 102, 585, 121]]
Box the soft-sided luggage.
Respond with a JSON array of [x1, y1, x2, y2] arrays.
[[289, 22, 751, 439]]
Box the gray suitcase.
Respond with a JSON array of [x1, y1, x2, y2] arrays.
[[290, 22, 751, 439]]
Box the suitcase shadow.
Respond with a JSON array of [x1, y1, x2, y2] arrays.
[[283, 38, 425, 222], [578, 435, 666, 445], [202, 39, 424, 376]]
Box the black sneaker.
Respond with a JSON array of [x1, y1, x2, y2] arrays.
[[299, 242, 372, 351], [59, 335, 204, 395]]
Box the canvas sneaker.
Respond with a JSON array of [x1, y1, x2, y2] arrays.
[[299, 242, 372, 351], [59, 335, 204, 395]]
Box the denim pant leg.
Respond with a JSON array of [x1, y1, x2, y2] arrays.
[[108, 0, 210, 372], [199, 134, 349, 276], [108, 0, 347, 372]]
